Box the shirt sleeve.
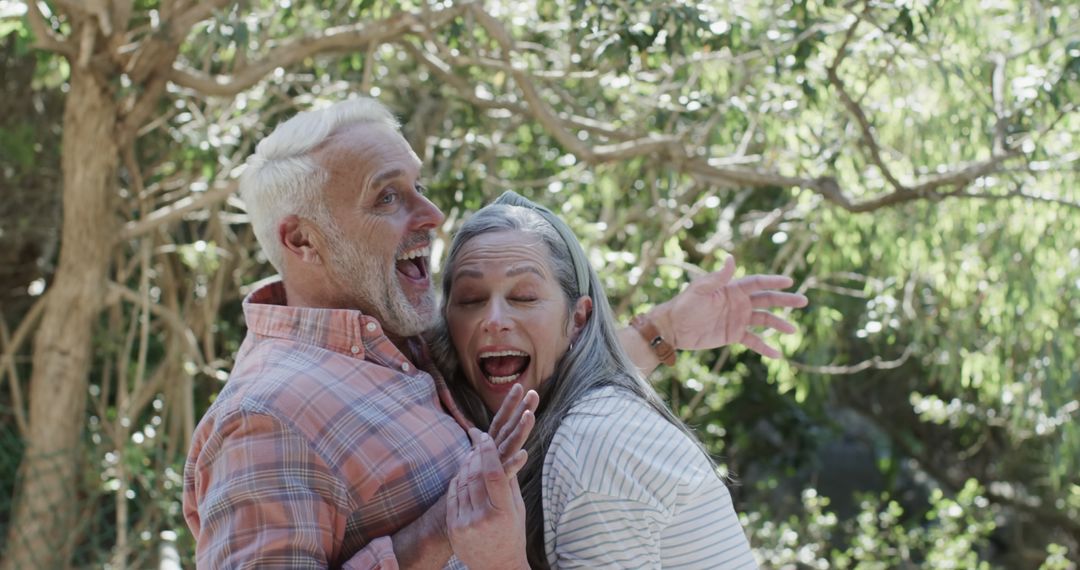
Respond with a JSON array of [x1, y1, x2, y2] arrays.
[[187, 411, 400, 569], [548, 488, 668, 568]]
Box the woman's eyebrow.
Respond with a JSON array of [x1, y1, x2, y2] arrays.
[[506, 265, 543, 278]]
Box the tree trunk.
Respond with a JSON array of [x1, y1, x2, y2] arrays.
[[3, 64, 118, 570]]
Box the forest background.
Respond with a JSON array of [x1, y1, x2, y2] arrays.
[[0, 0, 1077, 568]]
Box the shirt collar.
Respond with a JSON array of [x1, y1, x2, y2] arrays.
[[242, 280, 475, 429], [242, 280, 389, 360]]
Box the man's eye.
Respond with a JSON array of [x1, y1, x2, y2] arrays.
[[511, 297, 538, 304], [379, 192, 397, 205], [415, 183, 428, 196]]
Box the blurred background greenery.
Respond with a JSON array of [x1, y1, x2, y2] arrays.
[[0, 0, 1077, 568]]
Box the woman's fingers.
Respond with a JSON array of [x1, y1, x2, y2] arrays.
[[503, 449, 528, 479], [750, 290, 809, 310], [749, 310, 798, 334], [736, 274, 796, 294], [497, 397, 536, 458], [690, 255, 737, 289], [741, 332, 781, 359], [487, 384, 523, 442]]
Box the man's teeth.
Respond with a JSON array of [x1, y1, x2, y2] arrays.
[[397, 246, 431, 261]]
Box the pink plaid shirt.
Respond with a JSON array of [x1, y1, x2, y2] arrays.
[[183, 282, 472, 569]]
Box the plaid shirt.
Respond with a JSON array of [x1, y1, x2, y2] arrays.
[[183, 282, 472, 569]]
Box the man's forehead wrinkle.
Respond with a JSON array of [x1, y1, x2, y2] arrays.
[[316, 122, 414, 161], [310, 127, 424, 203], [371, 167, 414, 186]]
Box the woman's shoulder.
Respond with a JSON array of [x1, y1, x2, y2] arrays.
[[558, 386, 691, 448], [545, 386, 715, 504], [561, 384, 637, 416]]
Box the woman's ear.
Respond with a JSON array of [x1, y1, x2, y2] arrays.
[[571, 296, 593, 337]]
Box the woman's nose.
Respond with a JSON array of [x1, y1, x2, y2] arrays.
[[481, 300, 511, 334]]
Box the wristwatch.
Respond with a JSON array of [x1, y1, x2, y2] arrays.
[[630, 314, 677, 366]]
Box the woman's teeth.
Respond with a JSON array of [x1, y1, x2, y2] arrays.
[[486, 373, 521, 384], [479, 350, 529, 358], [478, 350, 530, 384]]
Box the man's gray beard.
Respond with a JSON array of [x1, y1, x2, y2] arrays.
[[328, 235, 433, 338]]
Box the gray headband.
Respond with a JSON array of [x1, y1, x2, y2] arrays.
[[492, 190, 590, 298]]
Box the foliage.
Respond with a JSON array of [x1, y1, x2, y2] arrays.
[[0, 0, 1077, 568]]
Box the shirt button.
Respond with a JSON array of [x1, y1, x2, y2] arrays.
[[401, 362, 410, 372], [350, 345, 360, 354], [365, 322, 377, 332]]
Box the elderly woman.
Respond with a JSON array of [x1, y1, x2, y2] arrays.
[[435, 191, 760, 569]]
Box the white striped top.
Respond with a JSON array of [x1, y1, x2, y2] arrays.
[[541, 386, 758, 569]]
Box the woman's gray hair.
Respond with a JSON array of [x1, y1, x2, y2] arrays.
[[239, 97, 399, 275], [431, 199, 710, 569]]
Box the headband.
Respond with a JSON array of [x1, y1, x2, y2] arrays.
[[492, 190, 590, 298]]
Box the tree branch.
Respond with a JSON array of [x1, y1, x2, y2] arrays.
[[402, 39, 634, 141], [105, 282, 208, 371], [826, 10, 909, 192], [941, 184, 1080, 210], [119, 179, 239, 241], [790, 345, 913, 375], [0, 297, 46, 437], [432, 4, 1072, 214], [167, 0, 232, 38], [470, 6, 685, 164], [25, 0, 75, 58], [168, 5, 467, 97]]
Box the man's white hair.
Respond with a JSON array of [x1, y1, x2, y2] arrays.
[[239, 97, 401, 275]]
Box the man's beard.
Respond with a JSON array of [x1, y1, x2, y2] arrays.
[[326, 229, 435, 337]]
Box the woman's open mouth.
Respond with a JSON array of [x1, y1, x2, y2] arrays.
[[478, 350, 531, 384]]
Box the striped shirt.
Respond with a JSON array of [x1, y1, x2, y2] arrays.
[[183, 282, 472, 569], [542, 387, 758, 569]]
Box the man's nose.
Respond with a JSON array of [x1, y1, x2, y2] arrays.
[[411, 192, 445, 231]]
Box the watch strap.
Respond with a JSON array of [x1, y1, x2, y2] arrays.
[[630, 314, 677, 366]]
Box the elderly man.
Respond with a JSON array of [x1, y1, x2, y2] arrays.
[[183, 98, 807, 568]]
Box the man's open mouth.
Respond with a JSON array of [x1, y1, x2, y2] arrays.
[[395, 245, 430, 281], [478, 350, 531, 384]]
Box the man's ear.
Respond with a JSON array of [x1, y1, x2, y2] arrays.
[[571, 296, 593, 337], [279, 215, 325, 265]]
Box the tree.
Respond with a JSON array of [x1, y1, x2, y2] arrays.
[[1, 0, 1076, 567]]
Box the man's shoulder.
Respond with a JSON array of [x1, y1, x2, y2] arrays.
[[204, 337, 405, 433]]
